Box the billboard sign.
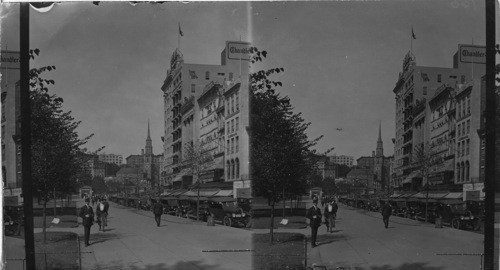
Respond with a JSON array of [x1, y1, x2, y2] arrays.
[[459, 45, 486, 64], [227, 41, 251, 61], [1, 51, 21, 70]]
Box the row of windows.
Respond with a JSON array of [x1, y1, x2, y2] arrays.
[[457, 139, 470, 157], [226, 90, 239, 116], [456, 161, 470, 183], [457, 120, 470, 138], [457, 94, 471, 119], [227, 117, 239, 135], [226, 159, 240, 180], [226, 136, 239, 155]]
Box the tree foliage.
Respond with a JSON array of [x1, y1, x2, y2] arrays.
[[250, 47, 332, 243], [30, 49, 96, 242], [411, 143, 443, 187]]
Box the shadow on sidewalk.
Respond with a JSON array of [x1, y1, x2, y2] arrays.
[[90, 232, 120, 245], [90, 259, 221, 270], [315, 234, 347, 247]]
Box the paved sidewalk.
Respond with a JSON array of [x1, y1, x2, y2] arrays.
[[6, 198, 253, 270]]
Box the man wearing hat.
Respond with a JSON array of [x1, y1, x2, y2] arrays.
[[152, 198, 164, 227], [79, 198, 95, 246], [306, 197, 322, 248]]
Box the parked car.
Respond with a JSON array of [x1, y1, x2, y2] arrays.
[[208, 201, 247, 227], [439, 202, 480, 230]]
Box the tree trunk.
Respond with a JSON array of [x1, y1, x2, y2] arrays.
[[282, 187, 285, 219], [425, 186, 429, 223], [270, 201, 275, 245], [196, 183, 200, 222], [53, 187, 57, 218], [43, 201, 47, 244]]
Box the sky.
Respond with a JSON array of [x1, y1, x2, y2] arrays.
[[1, 1, 490, 161]]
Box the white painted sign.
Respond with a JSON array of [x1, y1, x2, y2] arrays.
[[227, 41, 251, 61], [1, 51, 20, 70], [459, 45, 486, 64]]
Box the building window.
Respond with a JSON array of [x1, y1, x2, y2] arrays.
[[467, 96, 470, 115], [466, 139, 470, 155], [205, 71, 210, 80], [231, 138, 234, 154], [457, 123, 461, 137], [462, 142, 465, 157], [423, 86, 427, 96], [466, 120, 470, 134], [461, 75, 466, 84], [227, 161, 231, 180], [465, 161, 470, 182], [235, 158, 240, 178], [437, 74, 442, 83], [457, 142, 461, 156], [236, 117, 239, 132], [191, 84, 195, 93], [229, 72, 233, 81], [227, 139, 229, 152], [231, 159, 235, 180], [231, 95, 235, 114], [462, 123, 465, 137], [235, 136, 239, 153], [236, 92, 239, 111]]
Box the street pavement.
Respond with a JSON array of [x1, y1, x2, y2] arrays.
[[286, 202, 484, 270], [6, 198, 252, 270]]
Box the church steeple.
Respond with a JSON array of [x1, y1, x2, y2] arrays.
[[145, 119, 153, 156], [376, 121, 383, 157]]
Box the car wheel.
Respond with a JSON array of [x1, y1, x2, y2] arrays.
[[223, 216, 232, 227]]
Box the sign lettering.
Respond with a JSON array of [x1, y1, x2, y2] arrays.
[[459, 45, 486, 64]]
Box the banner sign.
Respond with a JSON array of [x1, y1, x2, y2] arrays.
[[236, 188, 252, 198], [227, 41, 251, 61], [1, 51, 21, 70], [459, 45, 486, 64]]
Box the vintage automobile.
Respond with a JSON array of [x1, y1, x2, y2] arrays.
[[439, 201, 480, 230], [208, 199, 247, 227]]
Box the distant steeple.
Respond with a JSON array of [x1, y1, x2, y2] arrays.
[[145, 119, 153, 156], [376, 121, 383, 157]]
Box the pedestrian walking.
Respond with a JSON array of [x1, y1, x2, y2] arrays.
[[324, 200, 338, 233], [96, 198, 109, 232], [306, 197, 322, 248], [153, 198, 164, 227], [79, 198, 95, 246], [381, 201, 393, 229]]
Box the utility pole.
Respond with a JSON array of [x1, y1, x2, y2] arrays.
[[483, 0, 496, 268], [20, 3, 35, 269]]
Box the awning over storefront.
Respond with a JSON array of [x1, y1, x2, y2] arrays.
[[212, 189, 233, 197], [183, 189, 219, 197], [441, 192, 463, 200]]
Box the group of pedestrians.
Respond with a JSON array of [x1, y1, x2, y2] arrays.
[[79, 196, 109, 247], [306, 196, 394, 248], [306, 197, 339, 248]]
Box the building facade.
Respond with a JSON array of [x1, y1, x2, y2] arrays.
[[161, 41, 251, 198], [1, 51, 22, 205], [98, 153, 123, 165], [392, 44, 486, 197], [329, 154, 354, 167]]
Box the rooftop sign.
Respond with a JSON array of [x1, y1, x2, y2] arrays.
[[459, 44, 485, 64], [1, 51, 20, 70], [227, 41, 251, 61]]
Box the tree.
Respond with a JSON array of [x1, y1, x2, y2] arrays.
[[30, 50, 95, 243], [336, 164, 351, 178], [411, 143, 443, 223], [182, 142, 214, 221], [250, 47, 331, 244], [91, 176, 108, 194]]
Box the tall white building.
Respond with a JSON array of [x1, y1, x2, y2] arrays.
[[329, 154, 354, 167], [161, 41, 251, 198], [392, 44, 485, 192], [98, 153, 123, 165]]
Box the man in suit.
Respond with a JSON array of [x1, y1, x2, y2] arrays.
[[79, 198, 94, 246], [153, 198, 164, 227], [381, 201, 393, 229], [306, 197, 322, 248]]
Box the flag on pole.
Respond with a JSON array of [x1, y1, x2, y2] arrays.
[[179, 23, 184, 37], [412, 27, 416, 39]]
